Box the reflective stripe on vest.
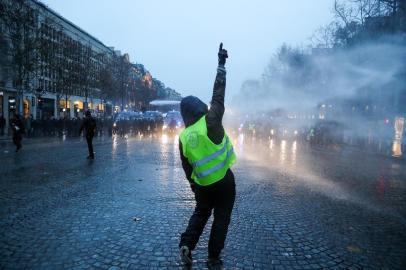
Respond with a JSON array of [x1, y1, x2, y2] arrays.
[[195, 146, 234, 178], [192, 137, 229, 168]]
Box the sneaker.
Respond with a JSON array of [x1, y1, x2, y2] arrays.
[[207, 257, 223, 270], [179, 246, 192, 265]]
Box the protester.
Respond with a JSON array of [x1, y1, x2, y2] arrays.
[[178, 43, 236, 269], [0, 114, 5, 136], [79, 111, 97, 159], [11, 114, 25, 152]]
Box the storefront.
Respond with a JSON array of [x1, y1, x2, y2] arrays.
[[8, 96, 17, 121], [59, 100, 71, 119], [92, 103, 104, 117], [0, 90, 18, 130], [87, 102, 104, 116], [97, 103, 105, 116], [73, 100, 84, 118], [38, 98, 55, 119], [23, 98, 30, 118]]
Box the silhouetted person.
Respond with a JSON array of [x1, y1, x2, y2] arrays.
[[11, 114, 25, 152], [79, 111, 96, 159], [178, 43, 236, 269], [169, 118, 177, 133], [107, 118, 113, 137], [157, 116, 164, 135], [0, 114, 5, 136]]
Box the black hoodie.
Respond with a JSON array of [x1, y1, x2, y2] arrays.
[[179, 65, 227, 183], [180, 96, 208, 128]]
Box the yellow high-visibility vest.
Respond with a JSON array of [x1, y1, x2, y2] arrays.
[[180, 115, 236, 186]]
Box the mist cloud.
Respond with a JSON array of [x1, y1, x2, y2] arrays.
[[232, 35, 406, 117]]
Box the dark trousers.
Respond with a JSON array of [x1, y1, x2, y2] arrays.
[[86, 135, 94, 157], [13, 133, 22, 150], [180, 169, 236, 258]]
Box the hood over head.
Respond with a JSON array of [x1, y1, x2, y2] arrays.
[[180, 95, 208, 127]]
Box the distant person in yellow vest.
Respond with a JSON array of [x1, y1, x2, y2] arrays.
[[178, 43, 236, 269]]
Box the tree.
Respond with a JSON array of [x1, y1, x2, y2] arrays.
[[112, 54, 131, 109], [332, 0, 405, 46], [333, 0, 396, 25], [0, 24, 11, 87], [37, 21, 82, 117], [0, 0, 41, 113], [56, 37, 81, 116], [98, 58, 115, 105], [75, 42, 93, 109], [310, 22, 338, 49]]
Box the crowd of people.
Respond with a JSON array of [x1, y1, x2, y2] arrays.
[[228, 115, 402, 157], [1, 114, 168, 139], [113, 117, 164, 137], [21, 116, 113, 138], [3, 112, 169, 154], [230, 119, 308, 142]]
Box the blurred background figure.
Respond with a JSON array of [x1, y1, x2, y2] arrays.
[[79, 111, 97, 159], [0, 114, 5, 136], [11, 114, 25, 152]]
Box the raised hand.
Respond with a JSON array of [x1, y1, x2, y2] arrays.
[[218, 42, 228, 66]]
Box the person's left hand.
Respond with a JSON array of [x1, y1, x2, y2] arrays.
[[218, 42, 228, 66]]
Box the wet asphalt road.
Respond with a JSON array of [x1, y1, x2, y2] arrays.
[[0, 134, 405, 269]]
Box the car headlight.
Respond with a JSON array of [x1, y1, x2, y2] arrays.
[[162, 125, 167, 130]]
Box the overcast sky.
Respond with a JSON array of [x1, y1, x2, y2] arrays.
[[42, 0, 334, 103]]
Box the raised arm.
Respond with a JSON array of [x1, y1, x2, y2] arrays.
[[206, 43, 228, 144]]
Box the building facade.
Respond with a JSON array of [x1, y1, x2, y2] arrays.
[[0, 0, 117, 129], [1, 0, 182, 132]]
